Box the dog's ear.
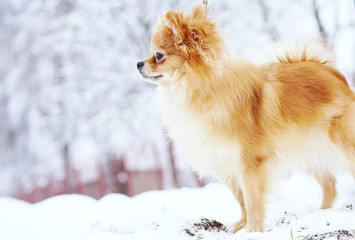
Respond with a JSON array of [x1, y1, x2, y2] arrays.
[[159, 9, 189, 53], [160, 10, 183, 34], [187, 6, 224, 63], [159, 7, 224, 64]]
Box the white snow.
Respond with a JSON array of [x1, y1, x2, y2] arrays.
[[1, 173, 354, 240]]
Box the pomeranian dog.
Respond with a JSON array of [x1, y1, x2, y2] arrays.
[[137, 6, 355, 232]]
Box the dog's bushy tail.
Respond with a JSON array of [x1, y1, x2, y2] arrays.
[[276, 41, 335, 66]]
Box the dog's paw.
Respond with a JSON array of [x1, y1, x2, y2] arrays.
[[228, 219, 246, 233], [246, 223, 264, 232]]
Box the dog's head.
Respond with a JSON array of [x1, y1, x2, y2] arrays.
[[137, 6, 224, 85]]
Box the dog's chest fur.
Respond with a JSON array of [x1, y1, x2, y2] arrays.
[[157, 86, 243, 178]]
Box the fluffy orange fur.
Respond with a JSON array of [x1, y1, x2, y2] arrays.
[[137, 6, 355, 232]]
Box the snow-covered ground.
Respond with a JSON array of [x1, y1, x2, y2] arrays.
[[1, 172, 355, 240]]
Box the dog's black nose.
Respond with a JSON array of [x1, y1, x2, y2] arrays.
[[137, 61, 144, 69]]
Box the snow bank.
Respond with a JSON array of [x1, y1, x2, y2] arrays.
[[1, 173, 354, 240]]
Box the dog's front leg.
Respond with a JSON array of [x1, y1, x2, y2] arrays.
[[238, 157, 269, 232], [224, 177, 247, 232]]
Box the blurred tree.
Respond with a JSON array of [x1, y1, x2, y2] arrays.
[[311, 0, 327, 39]]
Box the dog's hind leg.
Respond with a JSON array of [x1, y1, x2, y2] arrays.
[[328, 101, 355, 179], [312, 171, 337, 209], [347, 102, 355, 179]]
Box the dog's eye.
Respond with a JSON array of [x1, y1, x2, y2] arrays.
[[156, 52, 164, 62]]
